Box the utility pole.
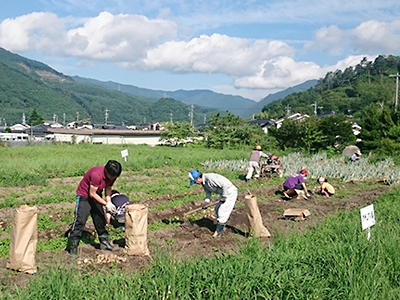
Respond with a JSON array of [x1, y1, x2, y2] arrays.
[[63, 113, 66, 126], [389, 73, 400, 111], [311, 102, 323, 116], [170, 112, 173, 123], [22, 113, 26, 125], [189, 105, 194, 126], [285, 105, 291, 116], [105, 108, 109, 125]]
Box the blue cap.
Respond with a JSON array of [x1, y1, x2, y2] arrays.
[[188, 170, 200, 185]]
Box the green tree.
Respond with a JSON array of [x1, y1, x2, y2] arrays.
[[319, 115, 356, 150], [297, 116, 326, 152], [269, 118, 300, 150], [204, 112, 266, 149], [29, 108, 44, 125], [159, 122, 197, 146], [358, 104, 397, 153]]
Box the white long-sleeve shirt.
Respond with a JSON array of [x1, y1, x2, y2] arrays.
[[202, 173, 235, 200]]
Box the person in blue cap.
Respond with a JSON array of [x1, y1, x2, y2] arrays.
[[188, 170, 237, 238]]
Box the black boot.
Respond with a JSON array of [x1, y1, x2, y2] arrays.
[[99, 235, 115, 251], [67, 238, 80, 257], [213, 223, 225, 238]]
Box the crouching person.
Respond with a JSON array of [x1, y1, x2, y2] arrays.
[[283, 169, 310, 199], [317, 177, 335, 197], [67, 160, 122, 257], [106, 190, 131, 232], [188, 170, 237, 238]]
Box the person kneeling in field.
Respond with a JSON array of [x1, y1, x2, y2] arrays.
[[105, 190, 131, 232], [317, 177, 335, 197], [188, 170, 237, 238], [283, 169, 310, 199]]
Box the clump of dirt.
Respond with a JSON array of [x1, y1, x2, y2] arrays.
[[0, 180, 391, 290]]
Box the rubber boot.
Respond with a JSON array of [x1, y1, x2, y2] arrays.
[[213, 223, 225, 238], [67, 238, 80, 257], [99, 235, 115, 251]]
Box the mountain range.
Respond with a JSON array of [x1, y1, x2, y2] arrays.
[[0, 47, 316, 125], [73, 76, 317, 119]]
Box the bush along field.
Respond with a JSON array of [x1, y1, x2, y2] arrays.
[[0, 144, 399, 299]]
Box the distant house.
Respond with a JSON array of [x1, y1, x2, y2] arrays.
[[248, 119, 276, 134], [43, 121, 63, 128], [274, 113, 309, 129], [24, 124, 50, 137], [66, 120, 93, 130], [47, 128, 162, 146], [10, 123, 30, 133]]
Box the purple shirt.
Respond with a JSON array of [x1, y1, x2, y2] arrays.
[[283, 173, 305, 189], [76, 165, 115, 198]]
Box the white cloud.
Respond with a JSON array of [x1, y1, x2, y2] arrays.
[[0, 11, 177, 61], [0, 12, 66, 53], [350, 20, 400, 53], [308, 19, 400, 57], [234, 57, 324, 89], [306, 25, 344, 55], [137, 34, 294, 76], [0, 9, 398, 93], [65, 12, 177, 60]]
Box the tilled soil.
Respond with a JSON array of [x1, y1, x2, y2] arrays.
[[0, 180, 391, 290]]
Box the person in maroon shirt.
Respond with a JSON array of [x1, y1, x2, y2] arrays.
[[67, 160, 122, 257]]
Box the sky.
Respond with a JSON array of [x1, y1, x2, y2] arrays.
[[1, 1, 400, 101]]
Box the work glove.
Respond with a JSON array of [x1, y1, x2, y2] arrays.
[[202, 199, 211, 209], [105, 201, 116, 215]]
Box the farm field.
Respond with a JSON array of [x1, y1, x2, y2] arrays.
[[0, 144, 399, 299]]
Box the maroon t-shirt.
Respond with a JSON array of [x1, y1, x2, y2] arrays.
[[76, 165, 115, 198]]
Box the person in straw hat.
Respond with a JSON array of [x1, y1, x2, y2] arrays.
[[245, 145, 269, 182]]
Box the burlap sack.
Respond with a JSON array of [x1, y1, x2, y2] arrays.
[[244, 194, 271, 238], [6, 205, 38, 274], [125, 204, 150, 256]]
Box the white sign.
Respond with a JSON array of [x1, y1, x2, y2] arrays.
[[121, 149, 129, 161], [360, 204, 375, 230]]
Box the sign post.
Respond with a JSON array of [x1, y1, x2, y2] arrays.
[[121, 149, 129, 162], [360, 204, 375, 241]]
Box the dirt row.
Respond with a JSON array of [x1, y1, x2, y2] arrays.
[[0, 180, 391, 289]]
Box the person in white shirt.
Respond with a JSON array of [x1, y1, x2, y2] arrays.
[[188, 170, 237, 238]]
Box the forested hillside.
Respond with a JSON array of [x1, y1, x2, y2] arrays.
[[0, 48, 216, 125], [72, 76, 256, 118], [259, 55, 400, 119]]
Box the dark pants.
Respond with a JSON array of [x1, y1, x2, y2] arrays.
[[68, 195, 108, 239], [110, 217, 124, 229]]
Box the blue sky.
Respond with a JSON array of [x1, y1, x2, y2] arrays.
[[1, 0, 400, 101]]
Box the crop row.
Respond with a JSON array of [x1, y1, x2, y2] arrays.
[[203, 152, 400, 184]]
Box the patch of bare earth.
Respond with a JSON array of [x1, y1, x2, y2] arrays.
[[0, 180, 391, 290]]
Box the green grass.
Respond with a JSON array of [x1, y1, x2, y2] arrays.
[[1, 144, 400, 299], [1, 186, 399, 299], [0, 143, 250, 187]]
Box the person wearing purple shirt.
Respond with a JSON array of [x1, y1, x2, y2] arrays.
[[67, 160, 122, 257], [283, 169, 310, 198]]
